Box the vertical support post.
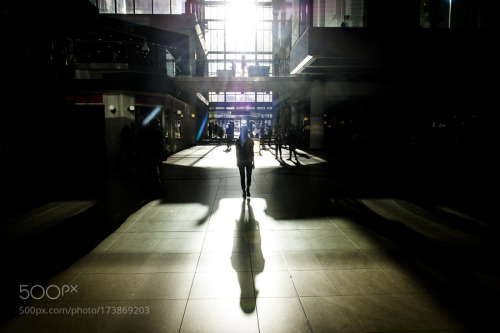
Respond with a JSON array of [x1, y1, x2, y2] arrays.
[[310, 80, 325, 149], [189, 91, 198, 145]]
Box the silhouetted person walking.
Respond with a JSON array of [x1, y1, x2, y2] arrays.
[[235, 126, 255, 198], [118, 123, 133, 163], [287, 127, 298, 163], [141, 118, 164, 195], [213, 122, 219, 140], [217, 125, 224, 145], [241, 55, 247, 77], [226, 122, 234, 150], [208, 122, 213, 140], [274, 129, 283, 159]]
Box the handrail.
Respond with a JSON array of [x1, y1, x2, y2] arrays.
[[71, 40, 292, 78]]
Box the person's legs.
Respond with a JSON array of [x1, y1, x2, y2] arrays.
[[288, 145, 296, 160], [245, 164, 252, 197], [238, 166, 246, 196]]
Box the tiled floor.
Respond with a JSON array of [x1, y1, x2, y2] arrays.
[[1, 145, 494, 332]]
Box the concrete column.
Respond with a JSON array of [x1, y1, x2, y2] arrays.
[[188, 92, 198, 145], [277, 105, 284, 130], [168, 108, 177, 153], [291, 99, 298, 128], [104, 93, 135, 157], [310, 80, 325, 149]]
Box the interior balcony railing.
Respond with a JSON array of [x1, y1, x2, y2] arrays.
[[168, 59, 292, 78], [72, 40, 291, 78]]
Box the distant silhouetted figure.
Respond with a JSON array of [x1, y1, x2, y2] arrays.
[[141, 118, 164, 194], [226, 122, 235, 150], [273, 53, 280, 77], [241, 55, 247, 77], [217, 125, 224, 145], [275, 129, 283, 159], [118, 123, 133, 163], [208, 122, 213, 140], [213, 122, 219, 140], [259, 127, 265, 148], [235, 126, 255, 198], [287, 127, 298, 163], [231, 60, 236, 77]]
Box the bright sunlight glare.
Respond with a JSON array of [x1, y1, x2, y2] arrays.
[[225, 0, 257, 51]]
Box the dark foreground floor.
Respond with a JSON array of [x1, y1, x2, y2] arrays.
[[1, 144, 498, 332]]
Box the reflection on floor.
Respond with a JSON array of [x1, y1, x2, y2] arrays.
[[1, 145, 493, 332]]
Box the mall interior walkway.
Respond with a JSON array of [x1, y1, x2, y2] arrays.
[[1, 142, 498, 332]]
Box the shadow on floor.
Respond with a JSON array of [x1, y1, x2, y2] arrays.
[[0, 161, 153, 323]]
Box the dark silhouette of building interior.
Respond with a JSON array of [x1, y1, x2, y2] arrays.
[[1, 0, 496, 332]]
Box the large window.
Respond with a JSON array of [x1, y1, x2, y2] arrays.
[[97, 0, 185, 14], [312, 0, 365, 28], [205, 0, 273, 76], [205, 1, 274, 121]]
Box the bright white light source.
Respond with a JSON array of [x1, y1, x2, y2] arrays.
[[290, 55, 313, 74], [225, 0, 257, 52]]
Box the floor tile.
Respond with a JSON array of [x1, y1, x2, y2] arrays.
[[331, 216, 364, 229], [197, 252, 251, 272], [256, 297, 311, 333], [274, 234, 310, 251], [181, 299, 259, 333], [190, 271, 254, 299], [154, 238, 204, 253], [202, 234, 247, 253], [101, 300, 186, 332], [103, 238, 161, 254], [316, 250, 379, 270], [346, 232, 392, 250], [65, 253, 149, 274], [62, 273, 135, 301], [362, 248, 414, 269], [343, 294, 470, 332], [254, 271, 296, 298], [125, 272, 194, 300], [290, 271, 341, 296], [139, 253, 200, 273], [327, 269, 401, 295], [306, 234, 359, 251], [117, 231, 168, 239], [253, 251, 287, 271], [301, 296, 363, 333], [282, 251, 324, 270]]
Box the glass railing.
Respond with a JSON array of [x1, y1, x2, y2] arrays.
[[72, 40, 292, 78], [167, 59, 293, 78]]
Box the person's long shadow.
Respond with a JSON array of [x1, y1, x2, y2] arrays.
[[231, 198, 265, 313]]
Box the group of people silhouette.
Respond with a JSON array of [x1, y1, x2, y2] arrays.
[[119, 119, 301, 199], [118, 118, 165, 195], [234, 124, 300, 198], [273, 126, 299, 163]]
